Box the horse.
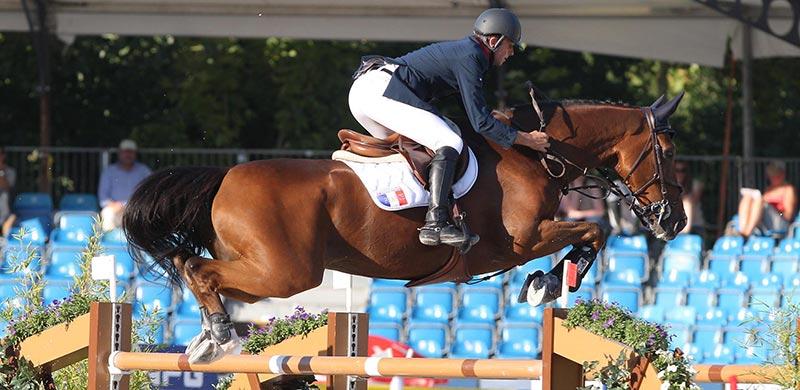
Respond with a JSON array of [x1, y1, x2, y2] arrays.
[[123, 92, 687, 362]]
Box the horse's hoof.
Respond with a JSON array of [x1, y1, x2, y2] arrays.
[[185, 329, 242, 364], [525, 272, 562, 307]]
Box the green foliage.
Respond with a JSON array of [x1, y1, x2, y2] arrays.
[[0, 220, 161, 389], [741, 293, 800, 389], [2, 31, 798, 157], [565, 299, 698, 390]]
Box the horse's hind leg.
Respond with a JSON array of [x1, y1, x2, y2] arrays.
[[520, 220, 606, 305]]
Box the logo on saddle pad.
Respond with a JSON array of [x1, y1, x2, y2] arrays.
[[377, 188, 409, 207]]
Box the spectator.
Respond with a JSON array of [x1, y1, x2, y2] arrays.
[[558, 176, 610, 234], [98, 139, 151, 231], [0, 146, 16, 236], [675, 161, 705, 235], [736, 160, 798, 238]]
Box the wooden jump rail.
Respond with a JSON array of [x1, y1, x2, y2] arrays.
[[17, 302, 785, 390]]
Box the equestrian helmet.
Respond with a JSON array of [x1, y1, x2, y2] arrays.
[[473, 8, 522, 47]]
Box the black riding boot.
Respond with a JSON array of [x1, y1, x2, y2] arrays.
[[418, 147, 476, 247]]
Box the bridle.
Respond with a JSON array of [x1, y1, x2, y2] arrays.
[[504, 91, 682, 236]]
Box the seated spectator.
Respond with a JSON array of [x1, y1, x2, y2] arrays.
[[558, 176, 610, 233], [0, 146, 16, 236], [675, 161, 705, 235], [98, 139, 152, 231], [736, 160, 797, 238], [606, 179, 641, 236]]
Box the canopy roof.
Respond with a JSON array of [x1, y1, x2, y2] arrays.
[[1, 0, 798, 66]]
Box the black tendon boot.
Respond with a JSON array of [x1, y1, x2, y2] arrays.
[[418, 147, 477, 247]]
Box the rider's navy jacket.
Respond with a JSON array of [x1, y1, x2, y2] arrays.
[[382, 36, 518, 149]]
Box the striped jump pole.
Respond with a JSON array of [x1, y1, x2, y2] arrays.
[[110, 352, 543, 379]]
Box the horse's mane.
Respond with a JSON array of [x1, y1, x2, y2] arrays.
[[518, 99, 637, 110]]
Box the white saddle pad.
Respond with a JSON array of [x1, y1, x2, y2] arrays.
[[332, 148, 479, 211]]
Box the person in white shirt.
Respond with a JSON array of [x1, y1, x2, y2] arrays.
[[98, 139, 152, 231]]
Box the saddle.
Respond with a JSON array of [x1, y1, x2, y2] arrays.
[[337, 129, 469, 186]]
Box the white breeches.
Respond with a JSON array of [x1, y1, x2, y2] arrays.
[[348, 65, 463, 153]]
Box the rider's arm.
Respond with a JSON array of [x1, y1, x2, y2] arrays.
[[454, 56, 518, 149]]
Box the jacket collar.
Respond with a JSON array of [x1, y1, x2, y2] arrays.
[[469, 35, 493, 63]]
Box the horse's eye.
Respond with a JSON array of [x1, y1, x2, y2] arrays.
[[664, 149, 674, 159]]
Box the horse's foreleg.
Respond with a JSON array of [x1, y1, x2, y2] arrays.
[[521, 220, 606, 306]]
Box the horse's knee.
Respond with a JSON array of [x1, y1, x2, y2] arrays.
[[584, 223, 605, 249]]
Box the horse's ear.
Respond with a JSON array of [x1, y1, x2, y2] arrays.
[[649, 94, 666, 109], [654, 91, 685, 121]]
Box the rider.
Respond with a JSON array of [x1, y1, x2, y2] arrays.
[[348, 8, 550, 248]]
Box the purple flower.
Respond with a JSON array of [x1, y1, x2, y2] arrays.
[[52, 299, 59, 305], [603, 317, 615, 328], [575, 298, 584, 305], [591, 311, 601, 321]]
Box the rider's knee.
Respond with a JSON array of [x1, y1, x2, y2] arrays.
[[437, 134, 463, 154]]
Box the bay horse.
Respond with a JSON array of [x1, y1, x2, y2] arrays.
[[123, 93, 687, 362]]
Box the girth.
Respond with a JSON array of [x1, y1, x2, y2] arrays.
[[337, 129, 469, 186]]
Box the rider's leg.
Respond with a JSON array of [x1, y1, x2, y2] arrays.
[[347, 68, 476, 247]]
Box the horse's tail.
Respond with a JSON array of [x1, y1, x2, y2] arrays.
[[122, 166, 229, 287]]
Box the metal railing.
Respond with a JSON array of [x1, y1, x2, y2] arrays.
[[4, 146, 799, 234]]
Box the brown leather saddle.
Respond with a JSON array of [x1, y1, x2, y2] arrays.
[[337, 129, 469, 186]]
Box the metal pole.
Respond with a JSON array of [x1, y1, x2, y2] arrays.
[[741, 22, 754, 188]]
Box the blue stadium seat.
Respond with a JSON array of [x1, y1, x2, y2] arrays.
[[707, 255, 737, 276], [743, 236, 775, 257], [711, 236, 744, 256], [177, 287, 201, 317], [457, 289, 500, 323], [716, 290, 746, 313], [105, 249, 136, 279], [637, 305, 665, 323], [449, 324, 493, 359], [510, 257, 552, 285], [416, 282, 457, 292], [46, 248, 83, 278], [410, 289, 453, 324], [371, 278, 408, 289], [406, 323, 447, 357], [690, 270, 721, 289], [664, 234, 703, 254], [705, 344, 735, 364], [661, 252, 701, 274], [49, 228, 92, 247], [749, 288, 780, 307], [664, 306, 697, 326], [658, 270, 691, 287], [59, 193, 99, 211], [6, 218, 47, 245], [137, 261, 172, 287], [692, 327, 722, 355], [101, 228, 128, 247], [172, 320, 202, 346], [685, 289, 714, 312], [723, 328, 754, 349], [770, 255, 798, 277], [13, 193, 53, 231], [775, 237, 800, 256], [720, 271, 750, 289], [496, 323, 541, 359], [697, 308, 727, 327], [730, 308, 757, 324], [607, 235, 648, 255], [368, 290, 407, 324], [503, 292, 545, 323], [738, 257, 767, 280], [54, 212, 96, 233], [669, 324, 691, 348], [134, 283, 173, 315], [783, 274, 800, 291], [1, 246, 43, 277], [0, 281, 24, 313], [606, 255, 647, 282], [600, 287, 640, 312], [43, 280, 72, 304], [369, 323, 401, 342], [753, 273, 782, 289], [653, 287, 683, 307], [602, 268, 641, 286]]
